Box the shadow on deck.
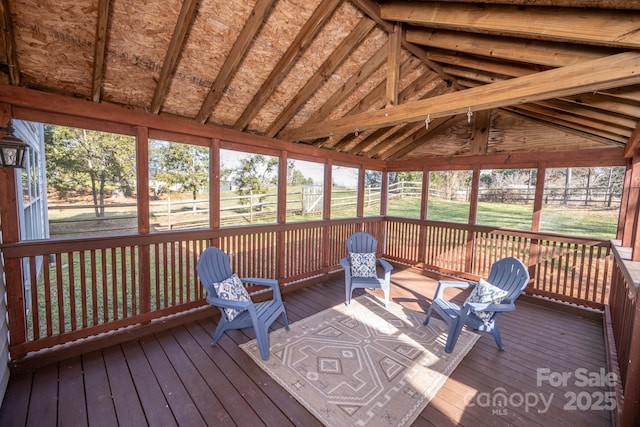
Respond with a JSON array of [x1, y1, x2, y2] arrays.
[[0, 268, 612, 426]]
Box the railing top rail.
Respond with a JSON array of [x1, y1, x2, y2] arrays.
[[384, 216, 611, 246]]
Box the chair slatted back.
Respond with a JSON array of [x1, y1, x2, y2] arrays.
[[486, 257, 530, 303], [346, 231, 378, 254], [196, 247, 234, 298]]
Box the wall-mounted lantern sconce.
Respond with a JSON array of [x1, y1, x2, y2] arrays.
[[0, 123, 28, 168]]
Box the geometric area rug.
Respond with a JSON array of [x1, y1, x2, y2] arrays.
[[240, 294, 480, 426]]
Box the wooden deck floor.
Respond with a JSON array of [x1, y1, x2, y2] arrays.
[[0, 267, 613, 426]]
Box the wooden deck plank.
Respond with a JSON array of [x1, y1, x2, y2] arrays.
[[119, 341, 177, 427], [0, 370, 31, 426], [82, 351, 119, 427], [154, 329, 235, 426], [199, 317, 323, 427], [0, 269, 615, 426], [57, 356, 87, 426], [102, 345, 148, 427], [183, 321, 296, 427], [26, 363, 57, 427], [169, 324, 267, 427], [137, 335, 208, 427]]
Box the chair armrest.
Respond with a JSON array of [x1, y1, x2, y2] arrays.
[[340, 257, 351, 279], [433, 280, 475, 300], [466, 301, 516, 312], [377, 258, 393, 273], [206, 296, 253, 310], [240, 277, 282, 300], [240, 277, 278, 288]]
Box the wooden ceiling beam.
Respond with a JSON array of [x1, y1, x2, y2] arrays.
[[441, 52, 640, 119], [457, 78, 638, 132], [427, 50, 542, 78], [407, 28, 616, 68], [505, 106, 628, 144], [150, 0, 199, 114], [386, 24, 402, 107], [279, 51, 640, 142], [233, 0, 341, 132], [305, 41, 388, 126], [90, 0, 109, 102], [350, 0, 460, 88], [323, 63, 443, 153], [265, 17, 376, 138], [317, 56, 423, 149], [514, 103, 632, 139], [0, 0, 19, 85], [421, 0, 640, 8], [382, 1, 640, 49], [196, 0, 277, 124]]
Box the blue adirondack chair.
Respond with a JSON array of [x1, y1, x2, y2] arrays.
[[340, 231, 393, 307], [196, 246, 289, 360], [424, 257, 530, 353]]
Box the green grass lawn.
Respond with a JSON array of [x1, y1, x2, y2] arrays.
[[388, 197, 619, 239]]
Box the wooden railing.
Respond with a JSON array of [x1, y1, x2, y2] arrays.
[[385, 217, 612, 309], [2, 218, 384, 358], [2, 217, 612, 359], [608, 245, 640, 426]]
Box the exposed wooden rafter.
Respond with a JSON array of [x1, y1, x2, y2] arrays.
[[382, 1, 640, 49], [279, 51, 640, 142], [91, 0, 109, 102], [406, 28, 617, 68], [265, 17, 377, 137], [233, 0, 341, 131], [196, 0, 277, 124], [150, 0, 199, 114], [0, 0, 19, 85]]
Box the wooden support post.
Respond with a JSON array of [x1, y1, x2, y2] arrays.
[[0, 103, 26, 353], [529, 165, 546, 282], [357, 165, 365, 217], [418, 167, 429, 265], [322, 161, 332, 271], [276, 151, 288, 281], [466, 165, 480, 273], [136, 127, 151, 316], [210, 138, 220, 233]]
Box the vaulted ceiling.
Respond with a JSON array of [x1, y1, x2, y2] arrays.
[[1, 0, 639, 161]]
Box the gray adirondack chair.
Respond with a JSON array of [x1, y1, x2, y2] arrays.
[[196, 246, 289, 360], [340, 231, 393, 307], [424, 257, 530, 353]]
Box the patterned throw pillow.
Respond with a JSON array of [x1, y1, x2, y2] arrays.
[[212, 274, 251, 321], [464, 278, 508, 325], [350, 252, 378, 278]]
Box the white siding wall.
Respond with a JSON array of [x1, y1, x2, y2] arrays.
[[0, 241, 9, 405]]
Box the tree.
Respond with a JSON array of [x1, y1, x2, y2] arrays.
[[223, 154, 278, 209], [149, 140, 209, 206], [45, 125, 135, 217], [287, 160, 313, 186]]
